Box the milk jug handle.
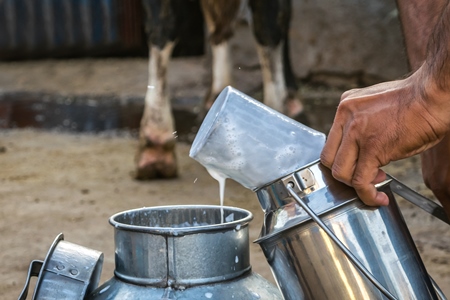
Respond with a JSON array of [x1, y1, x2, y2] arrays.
[[18, 260, 43, 300], [386, 175, 450, 226], [286, 184, 399, 300]]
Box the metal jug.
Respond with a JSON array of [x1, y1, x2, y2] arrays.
[[189, 86, 449, 300], [255, 160, 448, 300], [19, 205, 282, 300]]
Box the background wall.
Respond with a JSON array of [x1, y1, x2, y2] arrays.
[[289, 0, 409, 85], [229, 0, 409, 87]]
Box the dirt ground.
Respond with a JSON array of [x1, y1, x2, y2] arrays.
[[0, 128, 449, 299]]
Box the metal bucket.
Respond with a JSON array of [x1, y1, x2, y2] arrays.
[[255, 161, 447, 300], [89, 205, 282, 299]]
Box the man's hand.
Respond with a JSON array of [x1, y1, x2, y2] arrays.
[[320, 69, 448, 206]]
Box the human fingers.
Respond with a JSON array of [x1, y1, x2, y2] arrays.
[[320, 122, 344, 169], [341, 80, 402, 101], [328, 126, 360, 186], [373, 168, 387, 184], [352, 159, 389, 206], [341, 89, 358, 100]]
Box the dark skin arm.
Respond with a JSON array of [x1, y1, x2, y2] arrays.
[[397, 0, 450, 218], [320, 2, 450, 209]]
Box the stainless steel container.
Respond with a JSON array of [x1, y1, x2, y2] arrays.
[[255, 160, 447, 300], [89, 205, 282, 300], [18, 234, 104, 300], [19, 205, 282, 300]]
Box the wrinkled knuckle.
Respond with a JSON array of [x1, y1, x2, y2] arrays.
[[340, 92, 350, 101], [351, 173, 366, 189], [340, 88, 359, 101], [331, 164, 349, 184], [335, 100, 356, 120], [336, 100, 350, 112], [320, 152, 332, 168]]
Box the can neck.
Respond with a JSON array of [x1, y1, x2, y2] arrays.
[[256, 162, 361, 240], [110, 206, 252, 288], [256, 161, 354, 213]]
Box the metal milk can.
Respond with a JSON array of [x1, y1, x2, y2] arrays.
[[255, 161, 448, 300], [19, 205, 282, 300], [189, 86, 449, 300]]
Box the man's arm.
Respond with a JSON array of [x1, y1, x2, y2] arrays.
[[320, 1, 450, 207], [399, 0, 450, 217], [396, 0, 446, 71]]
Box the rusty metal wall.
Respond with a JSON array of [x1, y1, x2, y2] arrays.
[[0, 0, 146, 59]]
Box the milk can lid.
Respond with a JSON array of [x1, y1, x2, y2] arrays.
[[19, 233, 104, 300]]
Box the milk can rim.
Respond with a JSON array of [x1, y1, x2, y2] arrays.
[[109, 204, 253, 235]]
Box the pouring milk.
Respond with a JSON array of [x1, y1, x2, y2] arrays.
[[189, 86, 325, 195]]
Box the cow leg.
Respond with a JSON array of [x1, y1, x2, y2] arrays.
[[200, 0, 241, 109], [135, 0, 178, 179], [248, 0, 305, 120], [396, 0, 450, 217]]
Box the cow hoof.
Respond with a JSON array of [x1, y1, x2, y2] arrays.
[[134, 146, 178, 180]]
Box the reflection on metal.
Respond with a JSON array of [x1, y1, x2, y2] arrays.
[[18, 206, 283, 300], [256, 161, 445, 300], [388, 174, 450, 225], [287, 184, 397, 300], [18, 233, 104, 300]]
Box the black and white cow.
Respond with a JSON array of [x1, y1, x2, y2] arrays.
[[136, 0, 303, 179]]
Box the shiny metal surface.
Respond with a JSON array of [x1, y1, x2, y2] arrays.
[[257, 160, 357, 236], [89, 205, 283, 299], [256, 162, 440, 300], [19, 233, 104, 300], [109, 205, 253, 287], [388, 174, 450, 225], [189, 86, 326, 191], [89, 272, 281, 300], [287, 184, 397, 300], [20, 206, 282, 300]]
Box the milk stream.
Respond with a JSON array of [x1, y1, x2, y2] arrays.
[[207, 168, 227, 223]]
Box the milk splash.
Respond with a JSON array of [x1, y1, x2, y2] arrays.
[[207, 168, 227, 223]]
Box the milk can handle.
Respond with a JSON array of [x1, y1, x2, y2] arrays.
[[18, 260, 43, 300], [387, 175, 450, 225]]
